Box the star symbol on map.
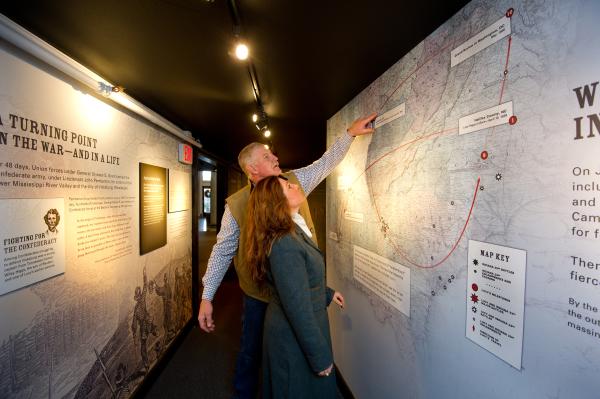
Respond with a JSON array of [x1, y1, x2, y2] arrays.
[[473, 259, 479, 266], [471, 306, 477, 313], [470, 293, 479, 303], [496, 173, 502, 181]]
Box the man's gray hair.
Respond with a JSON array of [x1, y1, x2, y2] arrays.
[[238, 142, 265, 176]]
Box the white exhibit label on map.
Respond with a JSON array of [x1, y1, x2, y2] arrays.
[[451, 15, 511, 67], [459, 101, 513, 135], [344, 211, 364, 223], [466, 240, 526, 370], [374, 102, 405, 129], [353, 245, 410, 316]]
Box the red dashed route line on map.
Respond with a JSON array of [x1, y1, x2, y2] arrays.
[[489, 10, 515, 152], [335, 126, 457, 236], [498, 35, 513, 105], [335, 125, 477, 269], [371, 176, 481, 269]]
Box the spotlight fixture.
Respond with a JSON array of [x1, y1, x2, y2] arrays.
[[254, 109, 268, 131], [252, 113, 258, 122], [235, 43, 249, 60], [264, 129, 271, 138], [255, 119, 268, 131]]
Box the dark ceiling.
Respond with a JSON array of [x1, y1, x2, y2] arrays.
[[1, 0, 470, 169]]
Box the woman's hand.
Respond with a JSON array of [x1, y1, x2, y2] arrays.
[[318, 364, 333, 377], [332, 291, 345, 308]]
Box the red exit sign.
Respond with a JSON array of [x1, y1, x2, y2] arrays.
[[178, 143, 193, 164]]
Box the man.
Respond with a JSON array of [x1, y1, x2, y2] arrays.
[[198, 112, 376, 398], [43, 209, 60, 235]]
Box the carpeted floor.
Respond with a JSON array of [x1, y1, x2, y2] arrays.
[[142, 279, 242, 399], [142, 224, 242, 399]]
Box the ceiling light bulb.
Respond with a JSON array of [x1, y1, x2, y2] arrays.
[[235, 43, 249, 60], [264, 129, 271, 138], [252, 113, 258, 122]]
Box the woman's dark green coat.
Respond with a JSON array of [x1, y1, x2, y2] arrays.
[[263, 225, 336, 398]]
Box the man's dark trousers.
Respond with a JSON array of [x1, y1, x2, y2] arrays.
[[232, 294, 267, 399]]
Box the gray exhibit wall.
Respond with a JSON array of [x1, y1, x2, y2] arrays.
[[0, 31, 193, 398], [326, 1, 600, 398]]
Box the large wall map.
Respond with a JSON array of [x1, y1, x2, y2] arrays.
[[326, 1, 600, 398]]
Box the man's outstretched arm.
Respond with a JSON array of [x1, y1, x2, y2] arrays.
[[293, 112, 376, 195], [198, 205, 240, 332]]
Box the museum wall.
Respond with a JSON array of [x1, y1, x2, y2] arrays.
[[0, 34, 193, 398], [326, 1, 600, 398], [307, 181, 327, 252]]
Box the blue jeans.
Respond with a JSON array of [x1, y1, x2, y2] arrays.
[[233, 294, 267, 399]]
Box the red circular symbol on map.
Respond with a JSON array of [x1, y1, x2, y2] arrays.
[[472, 283, 479, 291], [480, 150, 488, 160], [509, 115, 517, 125], [506, 8, 514, 18]]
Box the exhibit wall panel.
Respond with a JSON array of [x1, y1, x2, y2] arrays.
[[0, 40, 193, 398], [326, 1, 600, 398]]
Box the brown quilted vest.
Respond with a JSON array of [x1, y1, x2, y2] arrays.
[[227, 172, 317, 302]]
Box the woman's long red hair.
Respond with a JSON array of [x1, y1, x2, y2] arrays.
[[245, 176, 294, 282]]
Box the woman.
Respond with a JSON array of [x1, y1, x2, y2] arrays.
[[245, 175, 344, 398]]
